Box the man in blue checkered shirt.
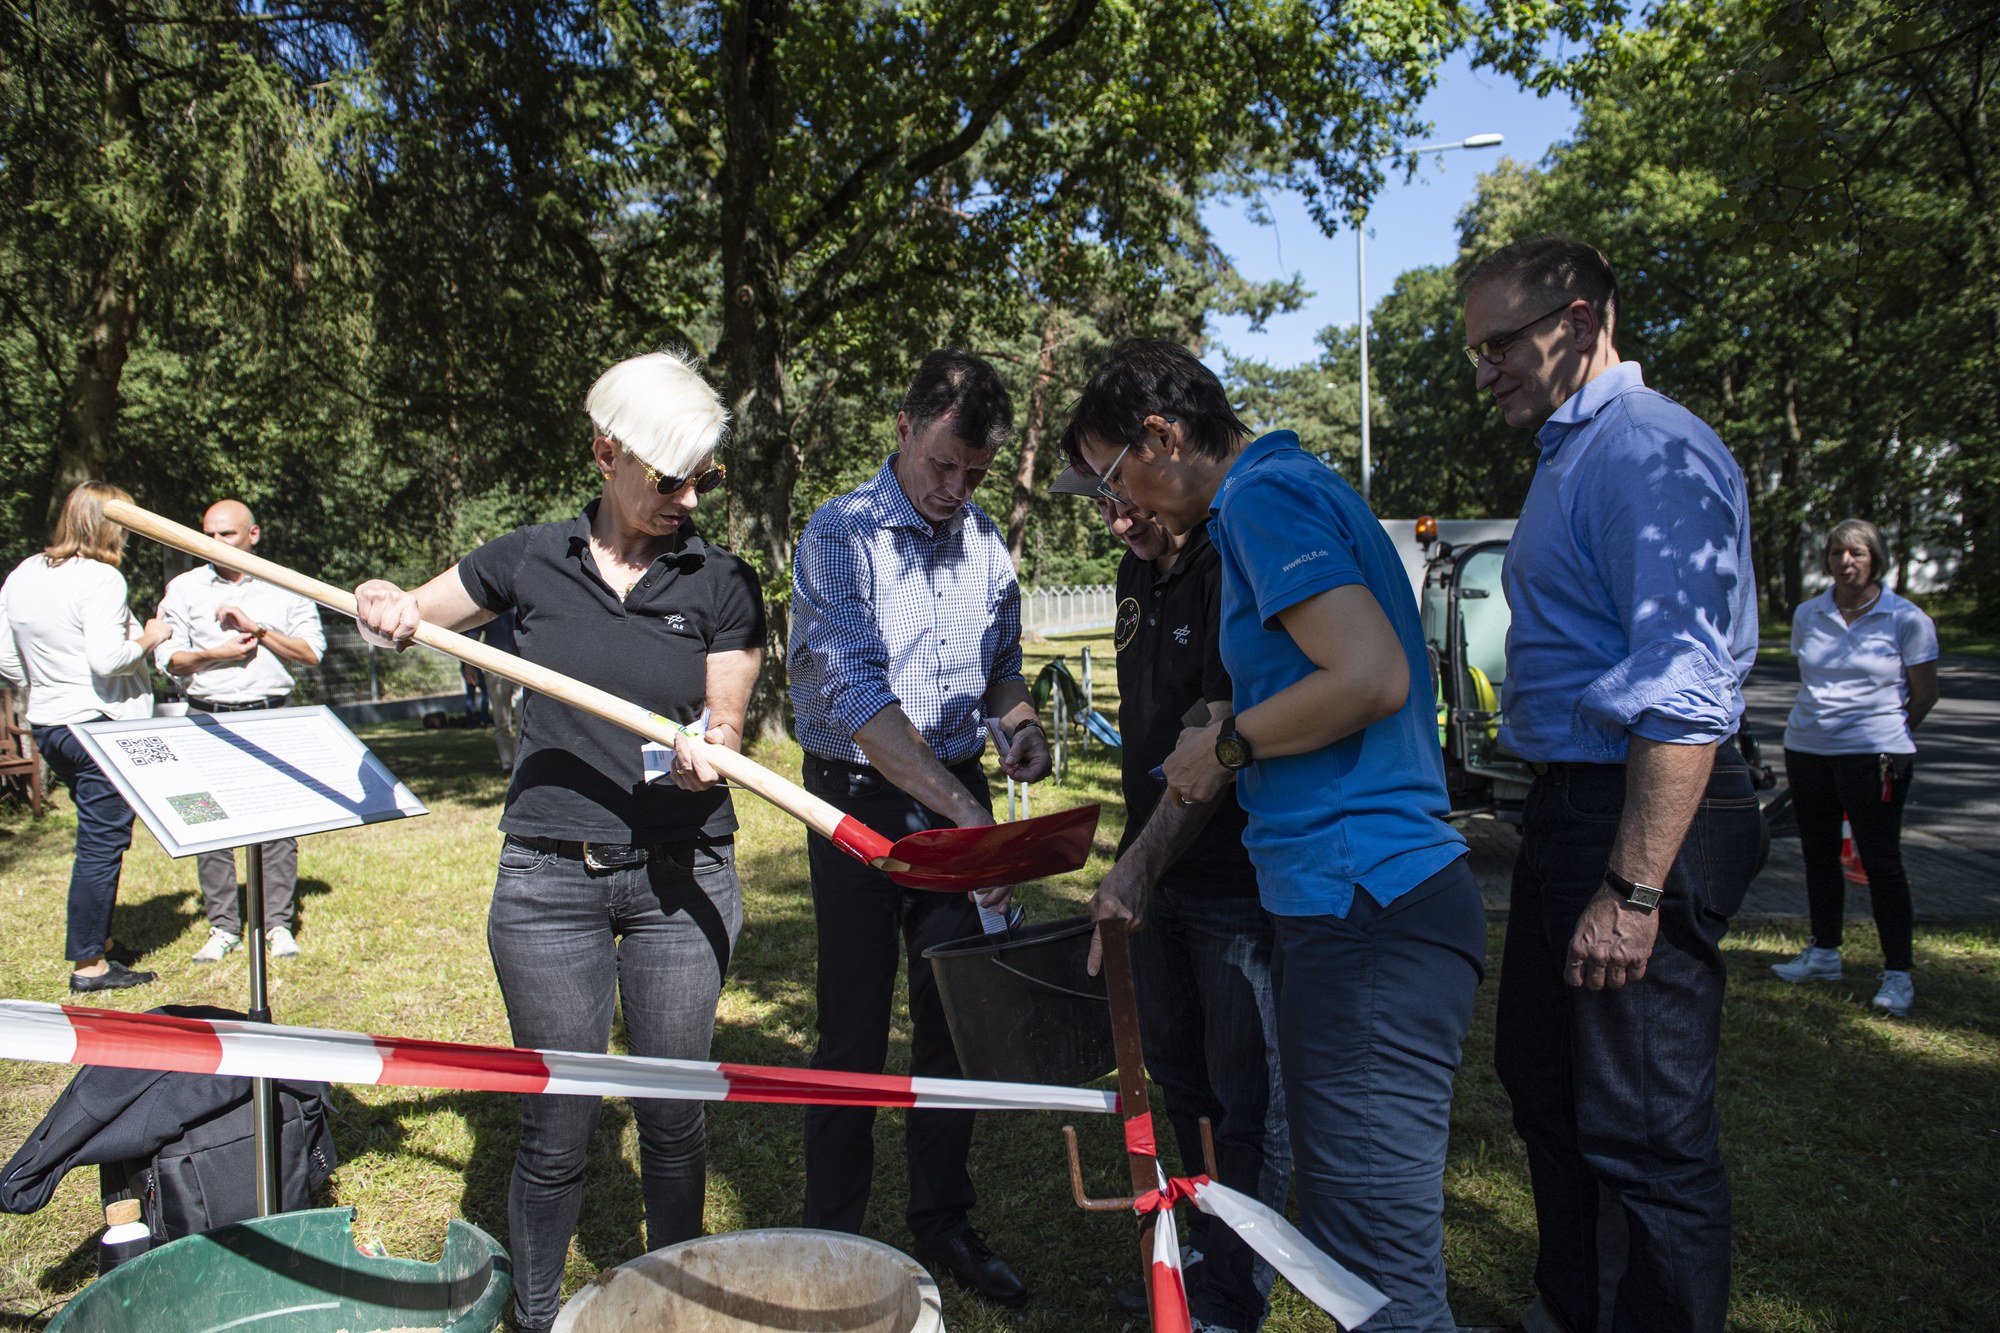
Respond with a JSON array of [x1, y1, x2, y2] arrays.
[[789, 348, 1050, 1309]]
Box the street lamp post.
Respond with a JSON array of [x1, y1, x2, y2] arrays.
[[1355, 132, 1503, 503]]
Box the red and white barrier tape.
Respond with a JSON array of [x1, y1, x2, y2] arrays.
[[1, 1001, 1383, 1325], [1125, 1111, 1387, 1330], [0, 1001, 1119, 1116]]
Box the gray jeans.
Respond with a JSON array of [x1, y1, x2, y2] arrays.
[[487, 834, 743, 1332], [196, 839, 297, 935]]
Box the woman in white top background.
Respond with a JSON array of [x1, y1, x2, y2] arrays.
[[1771, 518, 1940, 1017], [0, 482, 170, 992]]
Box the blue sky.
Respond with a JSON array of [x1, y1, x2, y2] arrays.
[[1202, 52, 1580, 370]]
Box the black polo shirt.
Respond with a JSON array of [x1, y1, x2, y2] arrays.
[[1114, 521, 1255, 892], [456, 502, 766, 843]]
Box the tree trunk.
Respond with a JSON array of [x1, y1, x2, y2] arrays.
[[1006, 307, 1061, 572], [716, 0, 796, 742], [1779, 354, 1806, 615], [52, 0, 149, 511]]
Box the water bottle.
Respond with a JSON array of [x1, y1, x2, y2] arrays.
[[98, 1198, 150, 1274]]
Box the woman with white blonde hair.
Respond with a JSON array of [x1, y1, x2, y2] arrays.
[[355, 351, 765, 1333], [0, 481, 171, 992]]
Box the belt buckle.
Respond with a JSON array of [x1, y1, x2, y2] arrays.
[[581, 841, 645, 872]]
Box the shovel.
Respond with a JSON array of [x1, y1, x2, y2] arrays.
[[105, 500, 1098, 893]]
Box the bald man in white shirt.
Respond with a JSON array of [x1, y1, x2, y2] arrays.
[[156, 500, 325, 961]]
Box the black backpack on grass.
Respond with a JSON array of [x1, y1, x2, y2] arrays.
[[0, 1005, 336, 1242]]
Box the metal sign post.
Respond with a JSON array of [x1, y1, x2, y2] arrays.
[[70, 707, 429, 1220]]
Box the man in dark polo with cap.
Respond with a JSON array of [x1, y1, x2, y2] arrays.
[[1051, 449, 1288, 1333]]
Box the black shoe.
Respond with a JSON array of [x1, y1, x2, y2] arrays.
[[69, 960, 157, 993], [915, 1229, 1029, 1310]]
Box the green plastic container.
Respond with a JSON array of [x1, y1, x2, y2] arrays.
[[48, 1207, 510, 1333]]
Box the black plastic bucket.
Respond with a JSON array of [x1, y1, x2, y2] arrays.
[[922, 916, 1116, 1086]]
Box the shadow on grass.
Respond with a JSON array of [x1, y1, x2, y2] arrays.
[[110, 884, 202, 959]]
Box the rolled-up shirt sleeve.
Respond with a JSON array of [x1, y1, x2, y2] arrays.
[[1579, 423, 1752, 746], [154, 579, 195, 676], [794, 524, 900, 737], [285, 591, 327, 660]]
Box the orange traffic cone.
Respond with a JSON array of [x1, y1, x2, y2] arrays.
[[1841, 816, 1869, 885]]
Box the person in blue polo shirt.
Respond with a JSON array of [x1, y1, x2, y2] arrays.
[[1062, 341, 1485, 1331]]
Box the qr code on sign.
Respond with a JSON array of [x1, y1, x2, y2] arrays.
[[114, 736, 176, 766]]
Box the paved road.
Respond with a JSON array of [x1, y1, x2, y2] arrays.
[[1464, 654, 2000, 922]]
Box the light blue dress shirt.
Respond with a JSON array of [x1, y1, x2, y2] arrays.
[[1500, 362, 1758, 763], [789, 456, 1024, 767], [1211, 430, 1466, 917]]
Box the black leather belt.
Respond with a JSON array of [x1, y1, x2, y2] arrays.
[[1528, 760, 1624, 776], [509, 834, 675, 870], [187, 696, 290, 714]]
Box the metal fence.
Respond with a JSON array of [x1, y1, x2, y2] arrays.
[[270, 620, 464, 707], [1021, 584, 1116, 636]]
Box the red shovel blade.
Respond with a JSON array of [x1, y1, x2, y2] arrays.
[[878, 804, 1101, 892]]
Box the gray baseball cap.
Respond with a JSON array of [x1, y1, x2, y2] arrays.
[[1049, 465, 1100, 498]]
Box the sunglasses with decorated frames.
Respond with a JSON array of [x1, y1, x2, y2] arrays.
[[631, 455, 728, 496]]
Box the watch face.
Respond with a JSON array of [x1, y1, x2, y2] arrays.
[[1215, 736, 1251, 769]]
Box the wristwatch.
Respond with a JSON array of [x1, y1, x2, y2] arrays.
[[1214, 717, 1253, 771], [1604, 868, 1663, 914]]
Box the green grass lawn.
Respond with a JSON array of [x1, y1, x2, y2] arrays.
[[0, 630, 1995, 1329]]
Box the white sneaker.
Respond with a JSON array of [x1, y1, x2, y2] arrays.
[[1771, 945, 1842, 983], [191, 928, 240, 964], [266, 926, 301, 959], [1871, 970, 1914, 1017]]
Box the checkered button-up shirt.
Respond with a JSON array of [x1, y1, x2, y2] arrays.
[[790, 457, 1024, 767]]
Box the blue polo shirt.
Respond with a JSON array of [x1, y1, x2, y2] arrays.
[[1210, 431, 1466, 918]]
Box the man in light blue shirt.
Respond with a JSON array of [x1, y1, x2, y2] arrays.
[[788, 349, 1049, 1310], [1464, 238, 1762, 1333]]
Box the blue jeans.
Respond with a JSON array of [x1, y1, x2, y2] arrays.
[[1272, 858, 1486, 1332], [486, 835, 743, 1332], [34, 724, 137, 963], [1130, 878, 1289, 1331], [1495, 753, 1760, 1333]]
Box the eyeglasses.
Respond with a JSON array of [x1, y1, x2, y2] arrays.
[[1463, 300, 1577, 367], [1092, 443, 1134, 503], [631, 455, 727, 496]]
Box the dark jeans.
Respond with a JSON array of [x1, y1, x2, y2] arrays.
[[486, 834, 743, 1333], [1496, 752, 1760, 1333], [34, 723, 137, 963], [800, 753, 987, 1245], [1272, 858, 1486, 1332], [1131, 877, 1289, 1331], [1784, 748, 1915, 971]]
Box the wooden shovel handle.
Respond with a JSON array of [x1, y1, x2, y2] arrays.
[[104, 499, 893, 862]]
